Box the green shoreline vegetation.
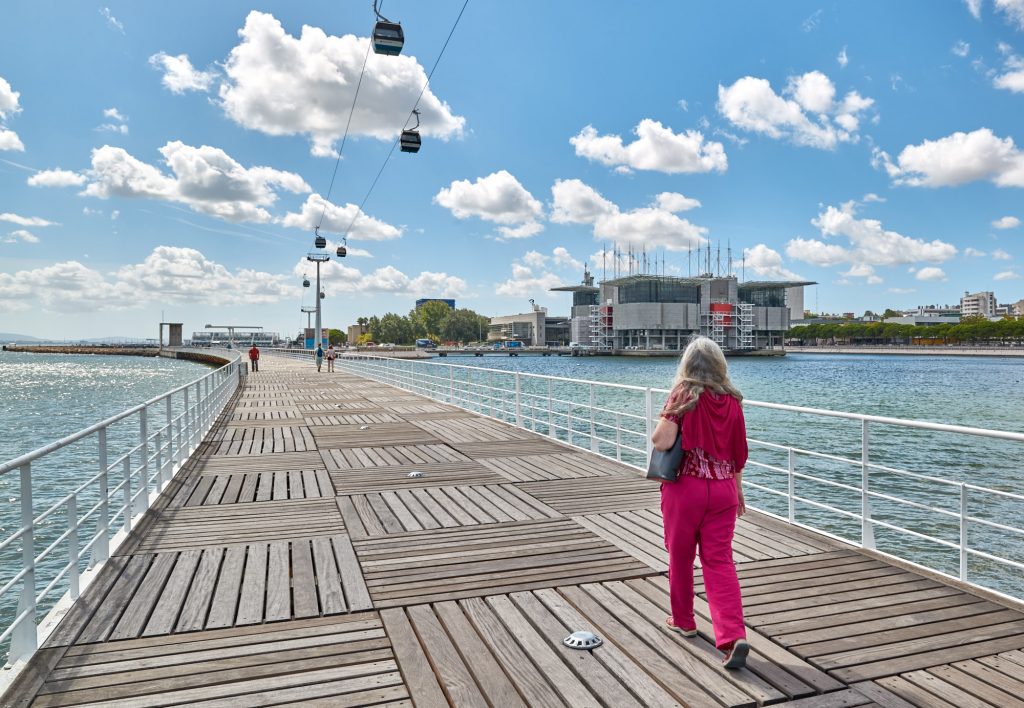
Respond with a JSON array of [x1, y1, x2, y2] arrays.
[[789, 315, 1024, 346]]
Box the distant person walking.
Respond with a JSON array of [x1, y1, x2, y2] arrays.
[[326, 344, 337, 372], [248, 344, 260, 372], [651, 337, 750, 669], [314, 343, 324, 372]]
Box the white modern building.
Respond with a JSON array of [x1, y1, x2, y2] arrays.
[[960, 291, 997, 318]]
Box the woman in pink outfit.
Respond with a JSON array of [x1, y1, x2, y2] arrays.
[[651, 336, 750, 669]]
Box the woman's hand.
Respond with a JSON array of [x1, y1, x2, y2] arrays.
[[737, 489, 746, 517]]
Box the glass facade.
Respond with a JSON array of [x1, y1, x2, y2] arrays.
[[618, 280, 700, 304], [572, 291, 599, 307], [741, 287, 786, 307]]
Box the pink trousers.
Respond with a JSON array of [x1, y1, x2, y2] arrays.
[[661, 475, 746, 649]]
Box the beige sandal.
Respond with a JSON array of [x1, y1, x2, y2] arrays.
[[665, 617, 697, 637]]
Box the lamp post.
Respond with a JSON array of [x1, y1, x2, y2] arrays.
[[307, 229, 331, 350]]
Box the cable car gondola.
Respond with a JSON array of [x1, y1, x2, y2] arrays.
[[320, 291, 326, 300], [401, 109, 421, 154], [314, 234, 327, 249], [372, 1, 404, 56], [302, 276, 310, 288], [337, 246, 347, 258]]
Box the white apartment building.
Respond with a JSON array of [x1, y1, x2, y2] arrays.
[[960, 291, 997, 318]]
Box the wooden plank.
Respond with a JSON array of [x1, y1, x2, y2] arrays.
[[378, 609, 447, 708], [926, 663, 1024, 708], [333, 534, 373, 611], [143, 549, 201, 637], [406, 605, 490, 706], [312, 536, 347, 615], [204, 545, 245, 630], [235, 544, 268, 625], [265, 540, 292, 622], [176, 548, 223, 633], [292, 538, 320, 619], [76, 555, 153, 644], [433, 601, 527, 708]]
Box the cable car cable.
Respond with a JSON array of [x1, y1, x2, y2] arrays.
[[340, 0, 471, 240], [316, 7, 380, 231]]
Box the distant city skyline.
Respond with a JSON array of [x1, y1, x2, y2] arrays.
[[1, 1, 1022, 338]]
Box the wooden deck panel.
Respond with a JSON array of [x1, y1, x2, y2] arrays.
[[10, 355, 1024, 707]]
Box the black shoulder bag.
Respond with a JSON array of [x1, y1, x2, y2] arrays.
[[646, 431, 684, 482]]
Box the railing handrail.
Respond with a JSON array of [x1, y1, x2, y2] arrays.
[[297, 352, 1024, 444], [0, 351, 240, 476]]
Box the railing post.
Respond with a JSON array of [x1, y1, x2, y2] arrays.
[[449, 365, 455, 405], [96, 427, 109, 563], [67, 495, 79, 599], [514, 372, 523, 427], [11, 462, 37, 659], [589, 384, 598, 452], [547, 380, 554, 438], [138, 406, 149, 513], [787, 448, 796, 523], [183, 386, 191, 453], [959, 483, 968, 582], [615, 413, 622, 461], [861, 419, 875, 550], [166, 396, 175, 475], [122, 456, 133, 532], [644, 388, 654, 461], [155, 429, 163, 488]]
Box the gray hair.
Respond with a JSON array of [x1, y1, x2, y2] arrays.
[[665, 336, 743, 416]]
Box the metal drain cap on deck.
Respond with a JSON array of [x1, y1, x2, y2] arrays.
[[563, 631, 602, 650], [406, 471, 425, 478], [359, 425, 370, 430]]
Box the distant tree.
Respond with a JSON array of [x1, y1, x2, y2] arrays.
[[357, 332, 374, 345], [411, 301, 452, 339], [357, 317, 368, 327], [442, 308, 489, 343], [881, 308, 902, 320], [377, 313, 413, 344], [328, 329, 346, 346]]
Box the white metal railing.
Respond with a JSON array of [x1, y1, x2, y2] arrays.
[[0, 350, 242, 669], [296, 352, 1024, 603]]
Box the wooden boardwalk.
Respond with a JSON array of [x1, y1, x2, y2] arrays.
[[7, 355, 1024, 707]]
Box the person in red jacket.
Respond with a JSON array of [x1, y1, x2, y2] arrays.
[[651, 336, 749, 669], [248, 344, 260, 372]]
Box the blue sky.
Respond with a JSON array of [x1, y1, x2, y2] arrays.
[[1, 0, 1022, 339]]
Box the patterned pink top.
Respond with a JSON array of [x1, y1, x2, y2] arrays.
[[661, 391, 739, 480]]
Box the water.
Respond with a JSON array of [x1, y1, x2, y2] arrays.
[[0, 351, 212, 655], [416, 353, 1024, 598]]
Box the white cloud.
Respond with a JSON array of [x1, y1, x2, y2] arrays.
[[149, 52, 217, 94], [993, 215, 1021, 229], [522, 251, 547, 269], [965, 247, 988, 256], [218, 12, 464, 156], [786, 237, 851, 266], [592, 207, 707, 251], [915, 267, 948, 281], [0, 212, 55, 227], [0, 129, 25, 151], [876, 128, 1024, 188], [964, 0, 983, 18], [550, 179, 617, 224], [678, 99, 689, 111], [293, 258, 466, 297], [551, 179, 707, 252], [280, 194, 402, 240], [994, 269, 1021, 280], [79, 141, 311, 223], [570, 120, 727, 174], [995, 0, 1024, 29], [552, 246, 583, 271], [27, 168, 86, 188], [993, 248, 1013, 260], [717, 72, 874, 149], [3, 229, 38, 243], [952, 40, 971, 58], [100, 7, 124, 34], [435, 170, 543, 238], [96, 106, 129, 135], [0, 76, 23, 152], [802, 9, 823, 32], [862, 192, 886, 203], [103, 107, 126, 122], [110, 210, 119, 221], [994, 45, 1024, 93], [888, 287, 916, 294], [837, 47, 849, 68], [743, 244, 802, 279], [655, 192, 702, 212], [494, 261, 566, 297], [0, 261, 125, 312], [97, 123, 128, 135], [810, 202, 957, 265]]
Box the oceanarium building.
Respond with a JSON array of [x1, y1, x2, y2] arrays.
[[552, 271, 812, 354]]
